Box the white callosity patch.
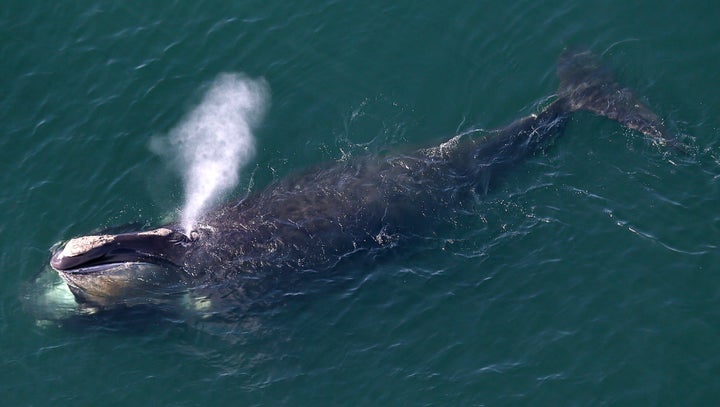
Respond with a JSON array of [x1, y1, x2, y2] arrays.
[[60, 235, 115, 258], [137, 227, 173, 237], [161, 73, 270, 235], [58, 228, 170, 260]]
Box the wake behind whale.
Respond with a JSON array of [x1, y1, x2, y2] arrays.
[[48, 49, 678, 313]]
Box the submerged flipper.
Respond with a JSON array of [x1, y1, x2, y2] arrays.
[[557, 49, 676, 146]]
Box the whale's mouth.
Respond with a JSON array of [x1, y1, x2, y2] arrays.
[[49, 227, 193, 306]]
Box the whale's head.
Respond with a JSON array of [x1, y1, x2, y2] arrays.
[[50, 227, 196, 306]]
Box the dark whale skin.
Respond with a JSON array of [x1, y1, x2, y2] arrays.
[[50, 49, 675, 307]]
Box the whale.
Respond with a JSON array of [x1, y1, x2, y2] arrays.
[[49, 49, 676, 309]]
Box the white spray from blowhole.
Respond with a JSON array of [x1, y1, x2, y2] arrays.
[[155, 73, 269, 235]]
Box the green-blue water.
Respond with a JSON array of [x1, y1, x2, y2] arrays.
[[3, 1, 720, 405]]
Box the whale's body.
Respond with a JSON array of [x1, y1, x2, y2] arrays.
[[50, 50, 675, 308]]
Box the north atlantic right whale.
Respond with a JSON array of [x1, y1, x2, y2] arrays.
[[49, 49, 677, 309]]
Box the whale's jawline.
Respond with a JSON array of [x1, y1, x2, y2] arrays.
[[56, 261, 181, 306]]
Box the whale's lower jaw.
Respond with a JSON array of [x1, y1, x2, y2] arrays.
[[56, 262, 182, 307]]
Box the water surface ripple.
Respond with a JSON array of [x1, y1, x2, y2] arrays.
[[2, 0, 720, 405]]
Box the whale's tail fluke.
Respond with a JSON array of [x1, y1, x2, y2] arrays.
[[556, 49, 676, 147]]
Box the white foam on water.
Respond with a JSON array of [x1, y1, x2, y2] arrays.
[[156, 73, 269, 234]]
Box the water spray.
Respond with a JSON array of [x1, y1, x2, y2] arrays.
[[158, 73, 269, 235]]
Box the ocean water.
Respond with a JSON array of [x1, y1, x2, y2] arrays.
[[2, 1, 720, 405]]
